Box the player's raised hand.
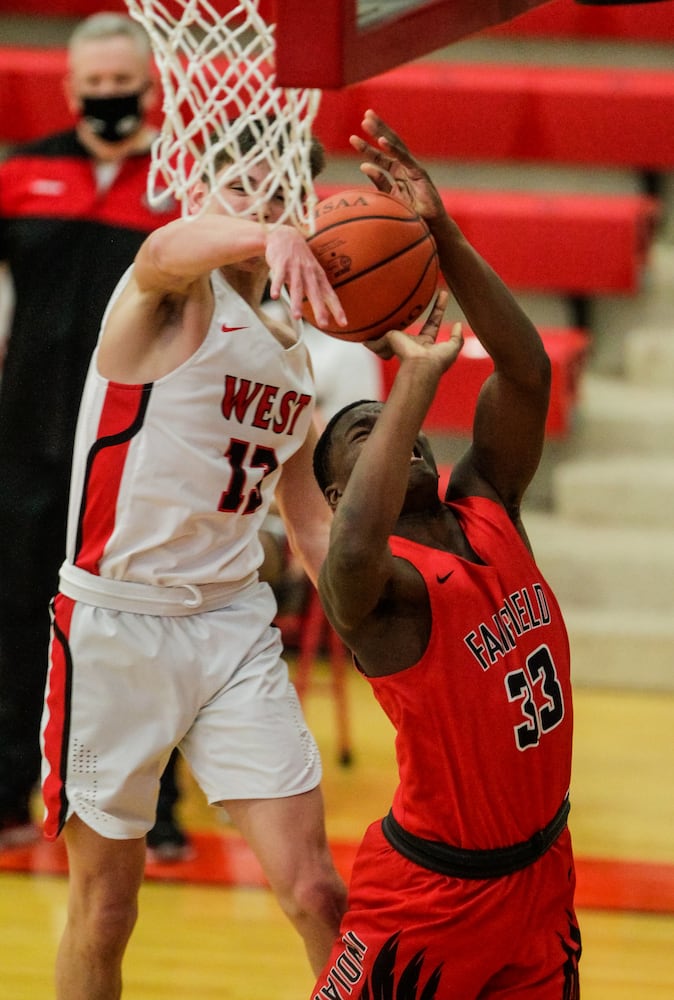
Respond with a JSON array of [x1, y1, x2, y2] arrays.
[[265, 224, 347, 328], [366, 291, 463, 375], [350, 109, 445, 224]]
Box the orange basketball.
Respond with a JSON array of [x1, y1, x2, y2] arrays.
[[302, 188, 439, 342]]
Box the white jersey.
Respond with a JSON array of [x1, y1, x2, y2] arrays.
[[63, 268, 316, 588]]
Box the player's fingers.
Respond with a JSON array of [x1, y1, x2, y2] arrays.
[[442, 321, 464, 371], [325, 289, 348, 327], [349, 132, 391, 171], [448, 320, 463, 344], [425, 289, 448, 329], [446, 321, 463, 355], [354, 110, 415, 173], [362, 109, 403, 147], [358, 161, 393, 195], [413, 291, 448, 346], [363, 332, 395, 360], [267, 270, 283, 301], [363, 112, 417, 169], [304, 279, 347, 328]]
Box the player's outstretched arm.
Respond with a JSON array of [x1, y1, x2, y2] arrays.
[[352, 109, 550, 515], [321, 294, 462, 634], [134, 215, 345, 329]]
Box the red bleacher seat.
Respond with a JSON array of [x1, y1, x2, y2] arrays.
[[439, 189, 659, 296], [378, 327, 590, 439], [3, 46, 674, 174], [317, 62, 674, 172], [0, 48, 71, 144]]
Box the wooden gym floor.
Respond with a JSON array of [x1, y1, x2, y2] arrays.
[[1, 659, 673, 999]]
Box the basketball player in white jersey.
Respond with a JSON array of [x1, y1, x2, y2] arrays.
[[40, 126, 349, 998]]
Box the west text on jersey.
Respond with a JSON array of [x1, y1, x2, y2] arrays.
[[221, 375, 312, 435]]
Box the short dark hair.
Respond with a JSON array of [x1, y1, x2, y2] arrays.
[[313, 399, 379, 493], [209, 117, 326, 180]]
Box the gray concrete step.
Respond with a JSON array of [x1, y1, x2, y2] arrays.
[[562, 608, 674, 692], [588, 242, 674, 376], [624, 324, 674, 390], [524, 513, 674, 691], [551, 457, 674, 529], [525, 512, 674, 614], [568, 373, 674, 457]]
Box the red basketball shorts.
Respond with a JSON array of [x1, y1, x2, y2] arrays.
[[311, 819, 581, 1000]]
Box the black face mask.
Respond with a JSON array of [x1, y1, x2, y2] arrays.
[[80, 90, 144, 144]]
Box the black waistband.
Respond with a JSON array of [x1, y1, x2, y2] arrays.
[[381, 795, 570, 880]]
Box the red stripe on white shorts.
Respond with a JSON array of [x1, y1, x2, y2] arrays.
[[42, 594, 76, 841]]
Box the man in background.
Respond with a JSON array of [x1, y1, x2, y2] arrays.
[[0, 11, 187, 859]]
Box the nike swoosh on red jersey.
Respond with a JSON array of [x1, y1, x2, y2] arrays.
[[436, 571, 454, 584], [221, 324, 247, 333]]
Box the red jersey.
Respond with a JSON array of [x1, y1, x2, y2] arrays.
[[0, 129, 179, 464], [367, 495, 573, 851]]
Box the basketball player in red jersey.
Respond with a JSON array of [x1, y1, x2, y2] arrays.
[[310, 111, 581, 999]]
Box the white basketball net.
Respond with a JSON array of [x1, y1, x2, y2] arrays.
[[125, 0, 322, 228]]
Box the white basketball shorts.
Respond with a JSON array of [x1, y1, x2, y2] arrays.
[[41, 580, 321, 840]]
